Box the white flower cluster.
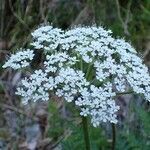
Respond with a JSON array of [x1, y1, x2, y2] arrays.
[[77, 83, 120, 127], [55, 67, 89, 102], [3, 25, 150, 127], [16, 69, 51, 104], [44, 52, 77, 73], [31, 26, 63, 51], [3, 49, 34, 69]]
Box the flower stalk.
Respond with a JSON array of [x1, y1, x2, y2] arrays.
[[111, 123, 116, 150], [82, 117, 91, 150]]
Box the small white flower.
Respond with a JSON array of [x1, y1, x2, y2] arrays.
[[80, 108, 90, 116]]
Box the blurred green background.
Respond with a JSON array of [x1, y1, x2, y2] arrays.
[[0, 0, 150, 149]]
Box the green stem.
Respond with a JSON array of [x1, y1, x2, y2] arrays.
[[80, 58, 83, 71], [111, 123, 116, 150], [82, 117, 91, 150], [86, 63, 93, 80], [116, 91, 134, 96]]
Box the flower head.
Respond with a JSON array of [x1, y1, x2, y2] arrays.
[[3, 25, 150, 127]]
